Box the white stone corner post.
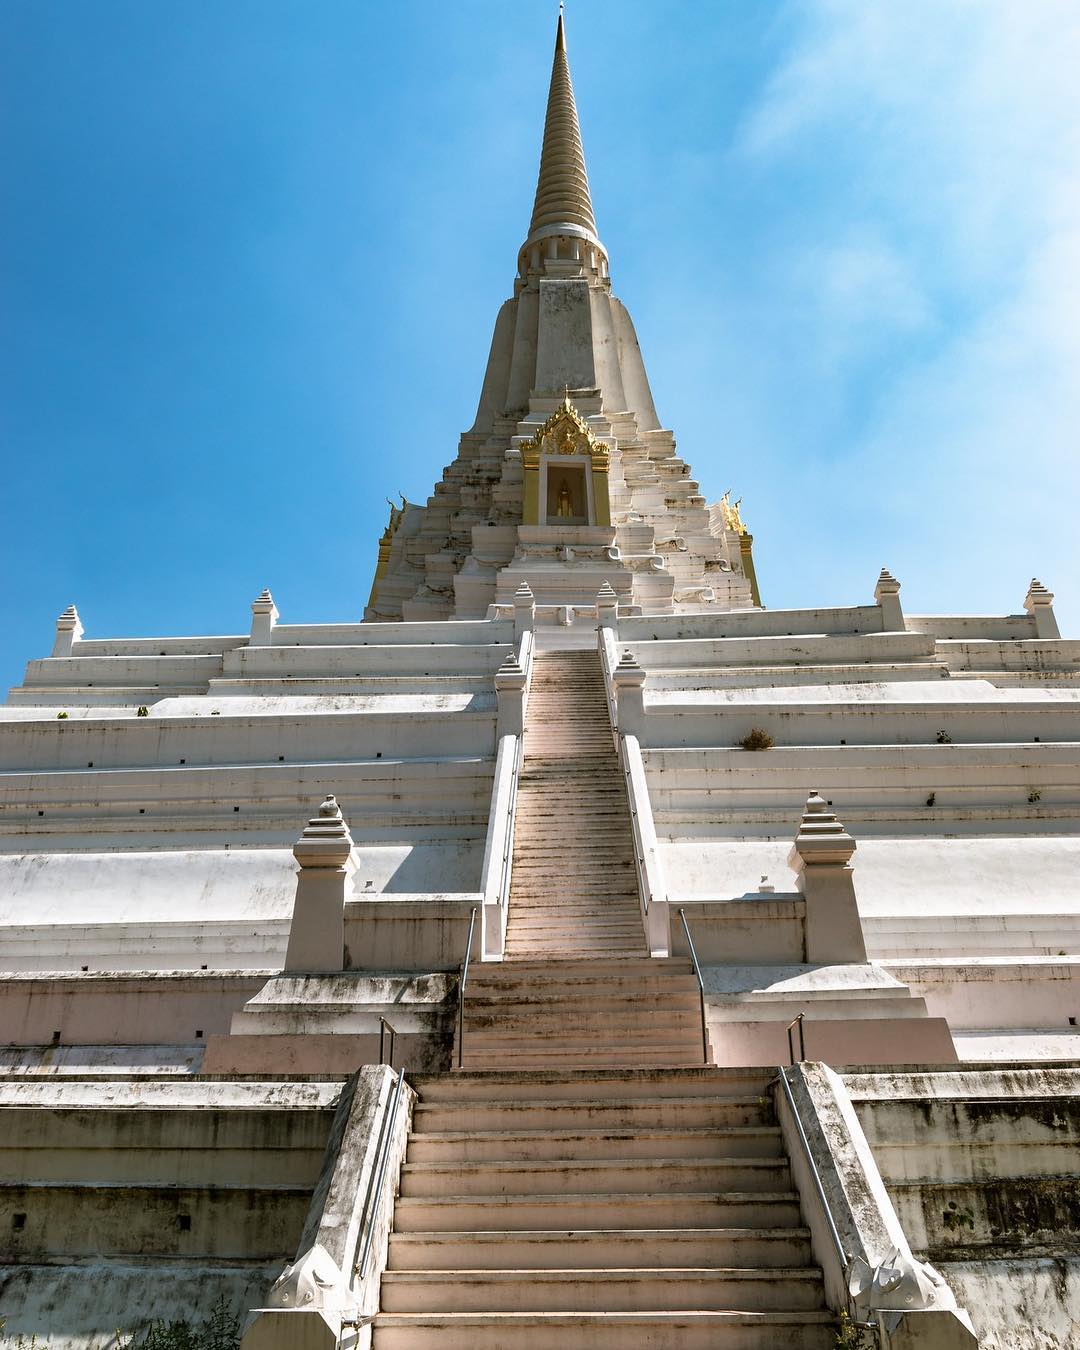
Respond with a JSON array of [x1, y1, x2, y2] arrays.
[[495, 650, 527, 737], [612, 649, 646, 738], [596, 580, 619, 631], [52, 604, 84, 657], [284, 796, 354, 972], [787, 791, 868, 965], [874, 568, 904, 631], [250, 588, 279, 647], [1024, 578, 1060, 639], [512, 581, 535, 639]]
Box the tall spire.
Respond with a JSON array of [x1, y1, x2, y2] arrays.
[[526, 10, 599, 248]]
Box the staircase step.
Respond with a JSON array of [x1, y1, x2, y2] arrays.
[[400, 1158, 790, 1198], [406, 1126, 783, 1164], [386, 1225, 812, 1271], [409, 1068, 768, 1101], [380, 1267, 825, 1313], [391, 1190, 804, 1233], [371, 1310, 837, 1348]]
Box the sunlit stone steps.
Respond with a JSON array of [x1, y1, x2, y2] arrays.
[[505, 649, 645, 957], [373, 1068, 834, 1349], [457, 958, 706, 1070]]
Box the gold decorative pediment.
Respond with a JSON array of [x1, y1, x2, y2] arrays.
[[520, 396, 610, 474], [719, 490, 748, 535]]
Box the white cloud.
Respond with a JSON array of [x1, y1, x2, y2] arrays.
[[734, 0, 1080, 630]]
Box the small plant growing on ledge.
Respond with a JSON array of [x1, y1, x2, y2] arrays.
[[835, 1310, 874, 1348], [739, 727, 774, 751], [136, 705, 149, 717], [56, 711, 68, 720], [935, 729, 952, 744], [926, 792, 936, 807], [1028, 787, 1042, 803]]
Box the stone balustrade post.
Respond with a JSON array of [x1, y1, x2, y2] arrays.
[[612, 649, 646, 738], [249, 589, 279, 647], [874, 568, 904, 632], [52, 605, 84, 658], [284, 796, 354, 972], [495, 651, 527, 737], [596, 581, 619, 631], [1024, 578, 1060, 639], [512, 581, 535, 639], [787, 791, 867, 965]]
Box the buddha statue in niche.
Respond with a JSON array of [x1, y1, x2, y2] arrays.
[[556, 478, 574, 518]]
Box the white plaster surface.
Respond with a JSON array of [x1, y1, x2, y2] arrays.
[[0, 1264, 285, 1346], [939, 1260, 1080, 1350], [660, 836, 1080, 918]]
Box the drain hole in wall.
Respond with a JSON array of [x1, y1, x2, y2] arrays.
[[177, 1214, 191, 1231], [12, 1213, 26, 1231]]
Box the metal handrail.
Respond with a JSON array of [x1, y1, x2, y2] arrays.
[[676, 907, 709, 1063], [787, 1012, 806, 1066], [775, 1065, 847, 1272], [378, 1017, 397, 1068], [457, 905, 478, 1069], [354, 1064, 407, 1279]]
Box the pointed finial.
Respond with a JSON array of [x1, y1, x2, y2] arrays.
[[788, 791, 856, 870], [874, 567, 904, 630], [1024, 578, 1060, 639], [52, 604, 84, 657], [250, 587, 279, 646], [525, 7, 599, 247], [294, 794, 353, 869]]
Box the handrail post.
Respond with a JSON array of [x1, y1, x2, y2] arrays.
[[787, 1012, 805, 1066], [458, 905, 479, 1069], [379, 1016, 397, 1068], [677, 907, 709, 1064]]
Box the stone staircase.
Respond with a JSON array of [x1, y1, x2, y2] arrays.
[[504, 649, 646, 958], [372, 1067, 835, 1348], [458, 956, 707, 1070]]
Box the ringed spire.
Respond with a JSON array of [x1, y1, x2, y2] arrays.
[[525, 10, 600, 249]]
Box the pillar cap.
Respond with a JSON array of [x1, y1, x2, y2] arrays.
[[294, 795, 354, 869], [1024, 577, 1054, 609], [874, 567, 901, 601], [788, 790, 856, 870], [612, 649, 645, 688], [495, 650, 526, 690], [251, 588, 279, 618]]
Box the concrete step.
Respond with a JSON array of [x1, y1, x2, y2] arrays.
[[399, 1158, 791, 1199], [465, 974, 695, 997], [467, 960, 694, 977], [371, 1310, 837, 1348], [458, 1048, 702, 1070], [413, 1096, 773, 1133], [385, 1225, 811, 1271], [380, 1267, 825, 1313], [409, 1067, 757, 1100], [463, 987, 700, 1007], [406, 1126, 784, 1164], [462, 1011, 698, 1035], [391, 1190, 803, 1233], [461, 1028, 697, 1053]]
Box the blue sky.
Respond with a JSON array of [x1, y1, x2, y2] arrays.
[[2, 0, 1077, 694]]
